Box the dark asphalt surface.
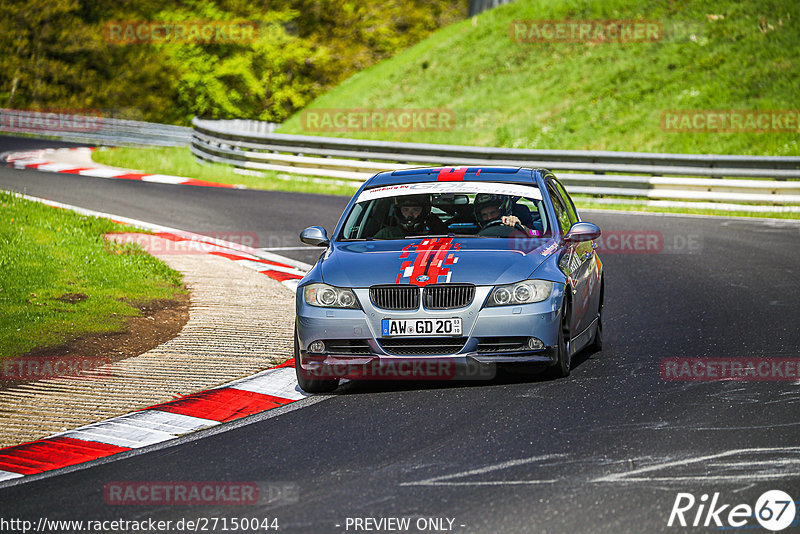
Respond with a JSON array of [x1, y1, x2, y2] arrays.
[[2, 136, 800, 533]]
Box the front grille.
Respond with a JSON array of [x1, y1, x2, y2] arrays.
[[323, 339, 372, 356], [423, 284, 475, 310], [379, 337, 468, 356], [476, 337, 529, 353], [370, 285, 419, 310]]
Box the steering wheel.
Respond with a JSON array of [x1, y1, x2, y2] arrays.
[[482, 219, 529, 234], [481, 219, 504, 229]]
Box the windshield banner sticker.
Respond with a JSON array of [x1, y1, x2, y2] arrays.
[[358, 182, 543, 203]]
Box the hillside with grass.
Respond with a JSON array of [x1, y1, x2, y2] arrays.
[[278, 0, 800, 155]]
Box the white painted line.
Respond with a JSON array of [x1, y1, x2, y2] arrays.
[[33, 163, 82, 172], [0, 470, 24, 481], [53, 411, 219, 448], [56, 420, 176, 449], [593, 446, 800, 483], [78, 168, 130, 178], [119, 410, 220, 435], [12, 159, 49, 167], [259, 247, 313, 251], [705, 459, 798, 468], [253, 250, 313, 272], [400, 454, 566, 487], [141, 174, 190, 184], [228, 367, 309, 400], [6, 152, 44, 161], [234, 259, 305, 276], [406, 479, 560, 486]]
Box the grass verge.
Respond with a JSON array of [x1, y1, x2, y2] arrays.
[[92, 146, 361, 196], [0, 190, 186, 359]]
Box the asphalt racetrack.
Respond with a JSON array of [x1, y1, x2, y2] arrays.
[[2, 135, 799, 533]]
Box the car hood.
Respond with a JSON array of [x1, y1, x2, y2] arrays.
[[320, 237, 559, 287]]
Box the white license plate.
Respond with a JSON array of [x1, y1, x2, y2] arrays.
[[381, 318, 462, 337]]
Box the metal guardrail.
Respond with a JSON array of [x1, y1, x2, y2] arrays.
[[191, 118, 800, 206], [0, 109, 191, 147], [469, 0, 516, 17]]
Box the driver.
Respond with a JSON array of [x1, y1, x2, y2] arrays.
[[475, 194, 537, 236], [374, 194, 445, 238]]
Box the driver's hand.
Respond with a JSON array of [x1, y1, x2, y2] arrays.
[[501, 215, 521, 227]]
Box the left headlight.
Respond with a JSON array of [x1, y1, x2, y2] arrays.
[[303, 283, 360, 309], [486, 280, 553, 307]]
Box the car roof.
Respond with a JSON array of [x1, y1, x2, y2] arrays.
[[363, 167, 545, 189]]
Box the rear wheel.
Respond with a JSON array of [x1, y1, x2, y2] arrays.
[[294, 331, 339, 393], [546, 301, 571, 379]]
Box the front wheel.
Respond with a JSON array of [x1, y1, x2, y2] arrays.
[[294, 332, 339, 393], [546, 302, 571, 379], [587, 307, 603, 352], [587, 285, 604, 353]]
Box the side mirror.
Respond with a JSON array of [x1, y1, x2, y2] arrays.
[[565, 222, 601, 242], [300, 226, 330, 247]]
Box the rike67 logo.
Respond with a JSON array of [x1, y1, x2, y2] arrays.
[[668, 490, 796, 531]]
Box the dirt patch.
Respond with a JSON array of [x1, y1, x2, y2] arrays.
[[0, 294, 190, 390], [54, 292, 89, 304]]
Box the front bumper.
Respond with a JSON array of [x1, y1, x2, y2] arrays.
[[296, 284, 564, 378]]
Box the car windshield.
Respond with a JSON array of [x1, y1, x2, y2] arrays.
[[338, 182, 550, 240]]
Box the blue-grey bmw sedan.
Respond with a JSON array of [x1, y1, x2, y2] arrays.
[[294, 166, 603, 392]]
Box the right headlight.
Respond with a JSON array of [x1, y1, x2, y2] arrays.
[[303, 283, 360, 309], [486, 280, 553, 307]]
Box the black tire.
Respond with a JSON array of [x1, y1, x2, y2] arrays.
[[546, 301, 571, 379], [294, 332, 338, 393], [587, 308, 603, 353], [587, 284, 604, 353]]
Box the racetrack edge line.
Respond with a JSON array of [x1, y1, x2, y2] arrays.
[[0, 394, 331, 490], [0, 192, 316, 486]]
